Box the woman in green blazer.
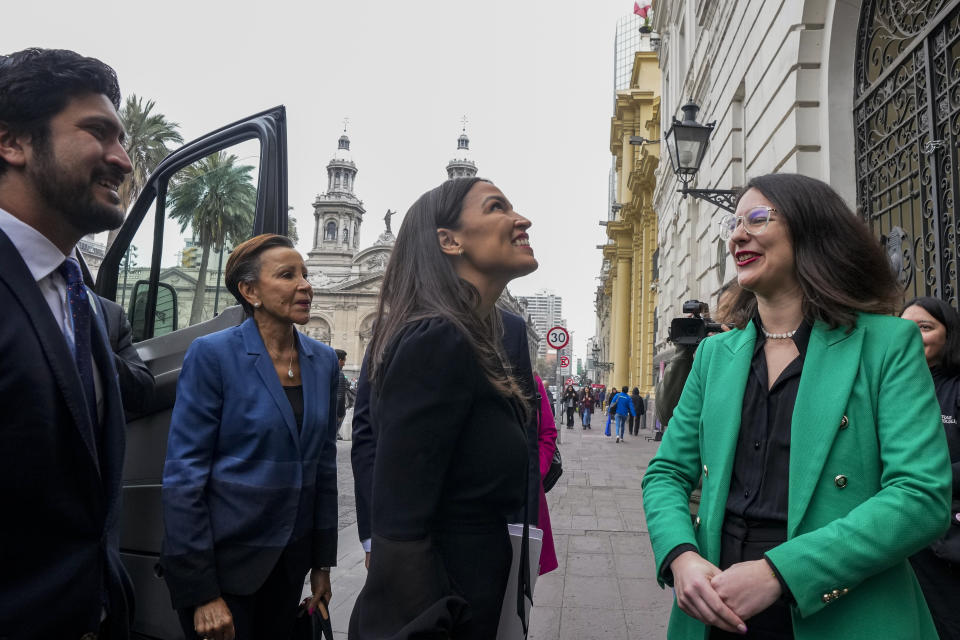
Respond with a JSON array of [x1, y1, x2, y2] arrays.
[[642, 173, 952, 639]]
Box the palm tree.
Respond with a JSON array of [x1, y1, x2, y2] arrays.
[[107, 95, 184, 250], [168, 151, 256, 325]]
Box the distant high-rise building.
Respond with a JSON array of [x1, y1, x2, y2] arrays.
[[610, 13, 645, 217], [614, 13, 644, 97], [518, 290, 563, 358]]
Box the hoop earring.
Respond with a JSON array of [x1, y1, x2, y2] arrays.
[[253, 302, 261, 308]]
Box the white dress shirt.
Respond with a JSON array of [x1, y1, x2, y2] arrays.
[[0, 207, 104, 421]]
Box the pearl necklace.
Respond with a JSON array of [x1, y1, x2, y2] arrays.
[[761, 326, 798, 340]]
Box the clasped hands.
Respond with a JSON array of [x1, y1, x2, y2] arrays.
[[670, 551, 783, 634]]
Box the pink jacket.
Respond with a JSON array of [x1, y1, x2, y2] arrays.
[[535, 375, 558, 575]]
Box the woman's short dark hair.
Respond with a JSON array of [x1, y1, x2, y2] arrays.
[[726, 173, 897, 329], [224, 233, 294, 315], [367, 177, 527, 410], [0, 48, 121, 176], [902, 296, 960, 375]]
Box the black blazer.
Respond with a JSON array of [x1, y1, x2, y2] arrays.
[[0, 230, 134, 639], [98, 296, 155, 414], [349, 318, 529, 638], [351, 310, 537, 543]]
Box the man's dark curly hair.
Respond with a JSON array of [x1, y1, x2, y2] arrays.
[[0, 48, 121, 176]]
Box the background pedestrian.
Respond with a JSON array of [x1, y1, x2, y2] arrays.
[[901, 296, 960, 639], [563, 384, 577, 428], [535, 374, 558, 575]]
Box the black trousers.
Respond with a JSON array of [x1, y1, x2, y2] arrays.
[[911, 546, 960, 639], [565, 406, 574, 427], [628, 414, 637, 435], [177, 553, 306, 640], [710, 516, 793, 640]]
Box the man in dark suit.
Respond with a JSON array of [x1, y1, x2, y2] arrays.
[[351, 309, 538, 566], [99, 296, 155, 413], [0, 48, 135, 638]]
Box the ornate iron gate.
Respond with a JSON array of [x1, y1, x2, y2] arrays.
[[855, 0, 960, 304]]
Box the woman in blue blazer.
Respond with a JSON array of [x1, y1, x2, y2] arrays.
[[161, 234, 340, 640]]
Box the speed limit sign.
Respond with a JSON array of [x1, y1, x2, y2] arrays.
[[560, 356, 570, 368], [546, 326, 569, 350]]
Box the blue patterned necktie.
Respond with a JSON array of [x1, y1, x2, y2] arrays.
[[59, 257, 98, 430]]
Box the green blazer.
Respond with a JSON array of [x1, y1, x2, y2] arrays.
[[642, 313, 951, 640]]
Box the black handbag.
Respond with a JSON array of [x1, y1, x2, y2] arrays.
[[538, 392, 563, 492], [293, 596, 333, 640], [543, 446, 563, 493]]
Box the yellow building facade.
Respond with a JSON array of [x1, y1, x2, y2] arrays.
[[600, 50, 660, 395]]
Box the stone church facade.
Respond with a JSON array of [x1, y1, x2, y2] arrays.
[[300, 126, 535, 380]]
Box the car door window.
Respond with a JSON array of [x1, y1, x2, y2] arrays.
[[118, 139, 262, 341]]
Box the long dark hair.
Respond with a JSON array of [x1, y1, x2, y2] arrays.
[[367, 177, 526, 408], [726, 173, 897, 329], [902, 296, 960, 375]]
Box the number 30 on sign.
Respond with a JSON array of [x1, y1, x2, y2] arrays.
[[547, 326, 569, 350]]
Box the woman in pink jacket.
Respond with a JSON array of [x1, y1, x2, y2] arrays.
[[535, 375, 559, 575]]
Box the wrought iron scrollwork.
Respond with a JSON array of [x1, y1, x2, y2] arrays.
[[856, 0, 960, 305], [679, 188, 738, 213]]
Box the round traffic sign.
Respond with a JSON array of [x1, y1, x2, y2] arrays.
[[546, 326, 569, 350], [560, 356, 570, 368]]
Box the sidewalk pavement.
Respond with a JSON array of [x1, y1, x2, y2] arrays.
[[315, 414, 673, 639]]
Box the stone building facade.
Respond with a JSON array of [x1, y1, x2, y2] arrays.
[[600, 50, 661, 395], [649, 0, 956, 350]]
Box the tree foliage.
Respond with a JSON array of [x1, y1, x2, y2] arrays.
[[108, 95, 183, 249], [168, 151, 256, 324]]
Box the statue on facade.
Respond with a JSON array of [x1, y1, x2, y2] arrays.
[[383, 209, 395, 235]]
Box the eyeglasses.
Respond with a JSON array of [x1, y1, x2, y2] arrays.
[[718, 206, 778, 240]]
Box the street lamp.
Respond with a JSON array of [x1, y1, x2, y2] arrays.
[[661, 100, 738, 213], [591, 345, 613, 372]]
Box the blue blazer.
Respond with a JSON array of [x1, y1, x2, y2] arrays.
[[161, 318, 340, 609], [0, 230, 134, 638]]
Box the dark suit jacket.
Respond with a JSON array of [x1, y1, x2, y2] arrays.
[[98, 296, 155, 414], [352, 309, 538, 543], [0, 229, 134, 639], [160, 318, 340, 609]]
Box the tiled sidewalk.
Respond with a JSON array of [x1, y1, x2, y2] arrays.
[[528, 420, 673, 639]]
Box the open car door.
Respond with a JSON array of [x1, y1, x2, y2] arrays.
[[95, 106, 287, 639]]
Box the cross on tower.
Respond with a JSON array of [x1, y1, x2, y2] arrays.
[[342, 116, 350, 132], [460, 115, 468, 132]]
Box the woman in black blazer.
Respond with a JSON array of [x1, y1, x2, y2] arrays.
[[349, 177, 539, 639]]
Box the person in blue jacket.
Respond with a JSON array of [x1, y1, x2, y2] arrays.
[[609, 385, 637, 443], [161, 234, 339, 640]]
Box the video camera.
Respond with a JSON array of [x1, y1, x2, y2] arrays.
[[668, 300, 725, 347]]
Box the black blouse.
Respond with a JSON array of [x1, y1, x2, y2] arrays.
[[725, 318, 811, 520], [282, 384, 304, 434]]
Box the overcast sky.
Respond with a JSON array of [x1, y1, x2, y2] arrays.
[[9, 0, 642, 365]]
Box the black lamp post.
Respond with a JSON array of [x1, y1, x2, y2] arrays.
[[661, 100, 738, 213]]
